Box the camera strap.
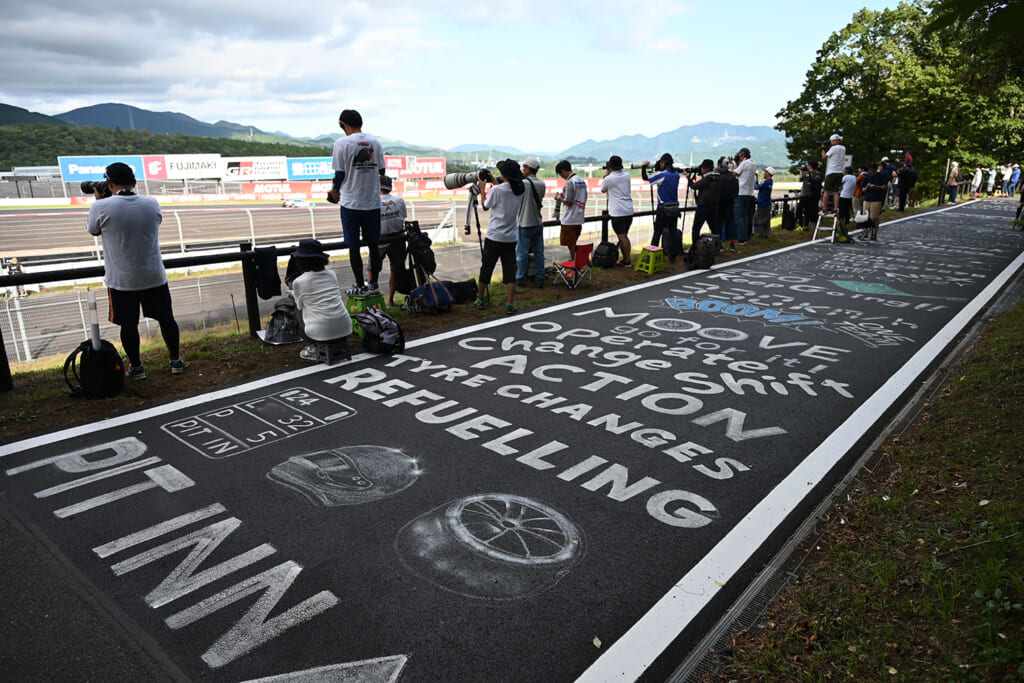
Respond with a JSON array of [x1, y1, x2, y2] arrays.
[[527, 177, 543, 220]]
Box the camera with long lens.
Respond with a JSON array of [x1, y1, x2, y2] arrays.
[[629, 162, 701, 175], [81, 180, 112, 199], [443, 168, 494, 190]]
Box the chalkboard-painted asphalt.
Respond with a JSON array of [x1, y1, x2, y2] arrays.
[[1, 200, 1021, 682]]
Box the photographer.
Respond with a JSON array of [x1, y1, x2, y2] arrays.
[[377, 175, 406, 307], [86, 162, 185, 379], [328, 109, 386, 295], [717, 156, 739, 248], [516, 157, 547, 287], [897, 161, 918, 211], [797, 160, 823, 228], [554, 160, 587, 260], [600, 155, 634, 266], [685, 159, 720, 249], [477, 159, 524, 314], [640, 153, 681, 262], [733, 148, 756, 243], [821, 134, 846, 215]]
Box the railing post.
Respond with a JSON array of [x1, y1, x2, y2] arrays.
[[239, 242, 261, 338], [174, 211, 186, 253], [308, 206, 317, 239]]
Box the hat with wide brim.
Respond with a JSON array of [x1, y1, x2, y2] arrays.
[[294, 238, 329, 261]]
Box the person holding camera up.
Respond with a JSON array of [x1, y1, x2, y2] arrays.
[[86, 162, 185, 379], [554, 160, 588, 261], [516, 157, 547, 288], [377, 175, 407, 308], [327, 109, 386, 296], [600, 155, 634, 266], [686, 159, 721, 249], [822, 134, 846, 216], [733, 148, 756, 243], [477, 159, 525, 314], [717, 156, 739, 249], [753, 166, 774, 238], [797, 160, 823, 228], [640, 154, 681, 262]]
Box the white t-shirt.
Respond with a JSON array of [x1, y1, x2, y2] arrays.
[[734, 158, 756, 197], [86, 193, 167, 291], [380, 193, 407, 236], [292, 269, 353, 341], [560, 173, 588, 225], [840, 174, 857, 199], [600, 170, 633, 217], [825, 144, 846, 175], [482, 182, 521, 243], [331, 132, 385, 211]]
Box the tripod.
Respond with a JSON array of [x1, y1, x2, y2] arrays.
[[463, 184, 490, 303]]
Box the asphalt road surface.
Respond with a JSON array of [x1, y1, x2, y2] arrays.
[[1, 200, 1021, 682]]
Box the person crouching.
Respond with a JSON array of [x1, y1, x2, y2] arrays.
[[291, 238, 353, 361]]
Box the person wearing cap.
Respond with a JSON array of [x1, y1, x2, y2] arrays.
[[516, 156, 547, 287], [640, 154, 680, 261], [377, 175, 407, 307], [970, 165, 984, 199], [554, 160, 588, 261], [86, 162, 185, 378], [861, 162, 889, 239], [291, 238, 352, 361], [327, 109, 386, 296], [732, 148, 756, 244], [752, 167, 775, 238], [797, 160, 823, 228], [477, 159, 524, 314], [837, 166, 857, 241], [821, 134, 846, 216], [600, 155, 634, 266], [685, 159, 721, 249]]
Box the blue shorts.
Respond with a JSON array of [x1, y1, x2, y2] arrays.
[[340, 207, 381, 246]]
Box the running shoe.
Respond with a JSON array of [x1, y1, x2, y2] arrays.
[[299, 345, 319, 361], [169, 358, 187, 375], [126, 364, 147, 380]]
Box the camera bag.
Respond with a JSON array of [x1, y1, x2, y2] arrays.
[[63, 339, 125, 399], [592, 241, 618, 268], [686, 235, 717, 270], [407, 273, 455, 313], [354, 308, 405, 355]]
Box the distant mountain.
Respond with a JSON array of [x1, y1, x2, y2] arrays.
[[557, 121, 789, 167], [54, 103, 325, 147], [448, 144, 526, 155], [0, 103, 69, 127]]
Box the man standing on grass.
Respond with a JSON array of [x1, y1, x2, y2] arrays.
[[327, 109, 386, 296], [516, 156, 547, 287], [87, 162, 185, 379], [554, 160, 588, 261]]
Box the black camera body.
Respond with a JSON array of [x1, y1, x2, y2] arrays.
[[81, 180, 112, 199]]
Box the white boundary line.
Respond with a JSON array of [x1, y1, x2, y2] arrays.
[[576, 233, 1024, 680]]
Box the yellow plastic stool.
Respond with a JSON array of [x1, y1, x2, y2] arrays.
[[634, 245, 664, 274], [346, 293, 386, 338]]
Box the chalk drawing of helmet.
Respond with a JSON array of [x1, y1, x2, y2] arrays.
[[395, 493, 583, 600], [268, 445, 420, 506]]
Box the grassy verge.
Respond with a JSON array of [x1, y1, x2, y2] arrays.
[[705, 298, 1024, 681]]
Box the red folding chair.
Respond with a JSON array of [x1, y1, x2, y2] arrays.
[[553, 243, 593, 290]]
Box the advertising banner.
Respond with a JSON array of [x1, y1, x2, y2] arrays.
[[287, 158, 333, 181], [220, 157, 288, 181], [58, 156, 145, 183], [144, 154, 222, 181]]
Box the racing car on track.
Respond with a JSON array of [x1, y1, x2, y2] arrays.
[[282, 198, 316, 208]]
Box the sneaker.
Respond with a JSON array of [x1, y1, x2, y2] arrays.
[[169, 358, 187, 375], [505, 303, 517, 315], [474, 297, 487, 310], [615, 259, 631, 267], [729, 241, 736, 252], [127, 364, 147, 380], [365, 281, 380, 294], [299, 345, 319, 362], [345, 284, 367, 296]]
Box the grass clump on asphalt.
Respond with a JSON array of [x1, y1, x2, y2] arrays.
[[706, 300, 1024, 682]]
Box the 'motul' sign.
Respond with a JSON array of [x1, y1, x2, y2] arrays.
[[2, 202, 1022, 681]]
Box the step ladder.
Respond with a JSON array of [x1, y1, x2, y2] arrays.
[[634, 246, 664, 274], [813, 213, 838, 243]]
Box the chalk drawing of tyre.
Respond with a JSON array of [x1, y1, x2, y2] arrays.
[[395, 493, 583, 600], [268, 445, 421, 507]]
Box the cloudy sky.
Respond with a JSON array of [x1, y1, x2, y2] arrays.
[[2, 1, 899, 153]]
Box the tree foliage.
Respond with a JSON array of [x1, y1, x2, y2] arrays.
[[0, 123, 333, 170], [776, 0, 1024, 197]]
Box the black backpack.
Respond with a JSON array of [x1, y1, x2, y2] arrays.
[[687, 235, 717, 270], [592, 241, 618, 267], [781, 201, 796, 230], [64, 340, 125, 398], [354, 308, 405, 354], [264, 296, 303, 345], [404, 221, 437, 275]]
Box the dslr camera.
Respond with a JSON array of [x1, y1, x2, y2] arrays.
[[443, 168, 494, 190], [81, 180, 112, 199]]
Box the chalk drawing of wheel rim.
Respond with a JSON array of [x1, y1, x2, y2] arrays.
[[395, 493, 582, 600]]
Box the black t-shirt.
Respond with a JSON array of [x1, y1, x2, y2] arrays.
[[801, 171, 823, 197]]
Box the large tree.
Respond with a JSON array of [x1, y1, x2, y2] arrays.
[[776, 1, 1023, 196]]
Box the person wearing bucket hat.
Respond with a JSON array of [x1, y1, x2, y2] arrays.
[[291, 239, 352, 361], [86, 161, 186, 378]]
